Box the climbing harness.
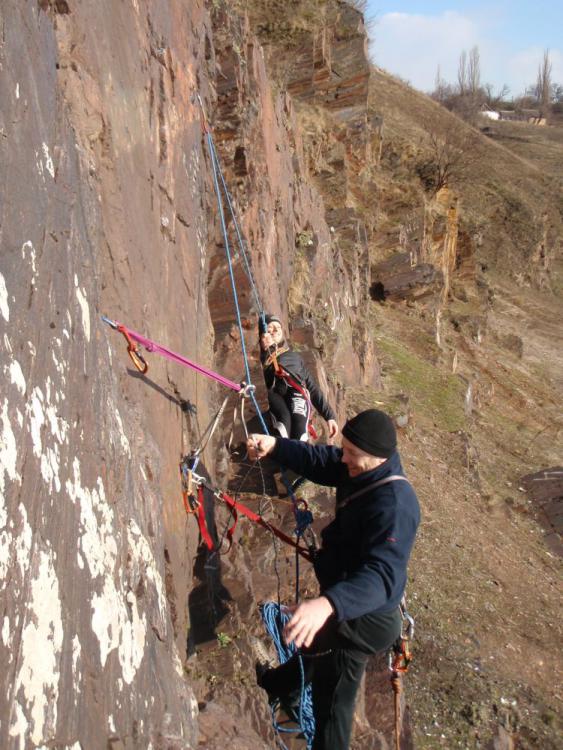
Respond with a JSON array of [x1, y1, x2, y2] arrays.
[[388, 599, 415, 750], [263, 344, 318, 440], [261, 602, 315, 750]]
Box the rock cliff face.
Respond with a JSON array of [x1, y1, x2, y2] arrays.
[[2, 1, 562, 749], [0, 1, 384, 748]]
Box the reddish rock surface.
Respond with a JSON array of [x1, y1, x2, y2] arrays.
[[520, 467, 563, 556], [0, 1, 393, 748]]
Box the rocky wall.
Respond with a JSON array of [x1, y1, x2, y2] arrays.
[[0, 1, 219, 746], [1, 0, 393, 748], [208, 1, 381, 407]]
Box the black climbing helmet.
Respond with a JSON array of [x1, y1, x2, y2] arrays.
[[258, 313, 282, 336]]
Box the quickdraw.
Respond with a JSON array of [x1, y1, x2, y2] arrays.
[[101, 315, 243, 392], [117, 324, 148, 374], [388, 603, 415, 750], [180, 462, 316, 562]]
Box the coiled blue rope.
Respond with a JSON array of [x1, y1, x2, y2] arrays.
[[261, 602, 315, 749]]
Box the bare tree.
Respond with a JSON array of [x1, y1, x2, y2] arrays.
[[457, 50, 468, 94], [417, 117, 483, 195], [468, 45, 481, 95], [484, 82, 510, 108], [536, 49, 552, 119], [433, 64, 448, 103]]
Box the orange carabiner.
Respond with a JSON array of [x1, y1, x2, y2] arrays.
[[117, 325, 148, 374]]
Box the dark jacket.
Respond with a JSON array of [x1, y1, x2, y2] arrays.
[[261, 347, 336, 423], [270, 440, 420, 622]]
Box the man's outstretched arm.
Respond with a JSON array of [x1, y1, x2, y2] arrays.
[[247, 434, 345, 486]]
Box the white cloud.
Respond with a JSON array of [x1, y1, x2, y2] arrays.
[[370, 11, 479, 91]]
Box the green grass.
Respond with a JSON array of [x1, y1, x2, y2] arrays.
[[376, 335, 466, 432]]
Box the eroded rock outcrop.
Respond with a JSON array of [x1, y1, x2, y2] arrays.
[[1, 1, 213, 747], [1, 1, 389, 748]]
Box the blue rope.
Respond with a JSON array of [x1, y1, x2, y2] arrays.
[[207, 132, 270, 436], [261, 602, 315, 749], [204, 111, 314, 601], [208, 138, 265, 321]]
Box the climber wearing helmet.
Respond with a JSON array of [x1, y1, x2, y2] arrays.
[[259, 313, 338, 441]]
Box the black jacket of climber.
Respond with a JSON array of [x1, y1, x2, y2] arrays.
[[270, 439, 420, 622], [260, 346, 336, 423]]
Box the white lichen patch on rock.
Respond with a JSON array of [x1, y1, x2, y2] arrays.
[[1, 399, 21, 496], [21, 241, 38, 287], [188, 689, 199, 720], [2, 615, 10, 647], [44, 379, 69, 444], [66, 459, 147, 684], [26, 380, 69, 494], [91, 578, 147, 684], [42, 143, 55, 179], [0, 272, 9, 322], [1, 399, 22, 581], [27, 387, 45, 458], [66, 458, 115, 579], [40, 446, 61, 493], [71, 635, 82, 699], [51, 340, 68, 381], [173, 647, 185, 678], [127, 519, 167, 621], [112, 407, 131, 458], [74, 277, 90, 343], [10, 546, 64, 746], [9, 360, 27, 395], [15, 503, 33, 580]]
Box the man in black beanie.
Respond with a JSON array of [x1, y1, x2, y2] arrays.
[[247, 409, 420, 750]]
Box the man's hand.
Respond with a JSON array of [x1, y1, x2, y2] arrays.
[[327, 419, 339, 439], [283, 597, 334, 649], [247, 434, 276, 460]]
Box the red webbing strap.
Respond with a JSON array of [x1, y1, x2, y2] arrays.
[[196, 485, 215, 551], [275, 367, 317, 439], [218, 491, 313, 562]]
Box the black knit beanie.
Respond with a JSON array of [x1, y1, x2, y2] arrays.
[[342, 409, 397, 458]]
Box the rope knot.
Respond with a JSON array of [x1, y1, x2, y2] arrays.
[[240, 382, 256, 398]]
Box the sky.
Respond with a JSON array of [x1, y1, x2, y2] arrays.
[[365, 1, 563, 98]]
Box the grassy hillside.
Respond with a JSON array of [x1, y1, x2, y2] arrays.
[[361, 66, 563, 749]]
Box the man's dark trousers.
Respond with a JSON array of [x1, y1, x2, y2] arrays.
[[260, 608, 401, 750]]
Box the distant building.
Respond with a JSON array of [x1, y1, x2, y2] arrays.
[[498, 109, 546, 126], [480, 106, 500, 121]]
